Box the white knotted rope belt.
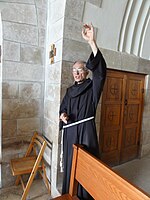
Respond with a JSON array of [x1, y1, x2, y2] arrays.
[[60, 116, 94, 172]]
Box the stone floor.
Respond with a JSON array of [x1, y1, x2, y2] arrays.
[[0, 179, 51, 200], [114, 154, 150, 195], [0, 154, 150, 199]]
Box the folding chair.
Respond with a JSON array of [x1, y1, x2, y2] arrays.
[[10, 132, 50, 200]]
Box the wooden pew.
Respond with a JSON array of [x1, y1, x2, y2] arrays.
[[53, 144, 150, 200]]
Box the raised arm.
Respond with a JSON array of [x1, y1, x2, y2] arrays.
[[82, 23, 98, 56], [82, 23, 107, 108]]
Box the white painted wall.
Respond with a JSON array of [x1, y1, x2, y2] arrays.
[[83, 0, 150, 60], [83, 0, 128, 50]]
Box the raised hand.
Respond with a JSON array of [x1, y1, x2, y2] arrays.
[[82, 23, 98, 56], [82, 23, 95, 43]]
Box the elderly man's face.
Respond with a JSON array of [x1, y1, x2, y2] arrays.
[[72, 62, 89, 83]]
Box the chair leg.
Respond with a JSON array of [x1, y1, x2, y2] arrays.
[[43, 166, 51, 194], [21, 171, 37, 200], [15, 175, 21, 185]]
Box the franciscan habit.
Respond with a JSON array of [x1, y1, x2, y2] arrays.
[[60, 49, 107, 200]]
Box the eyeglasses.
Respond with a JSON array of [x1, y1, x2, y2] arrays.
[[72, 68, 85, 74]]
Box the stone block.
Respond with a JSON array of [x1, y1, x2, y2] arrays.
[[64, 18, 83, 42], [144, 89, 150, 103], [2, 163, 15, 187], [121, 53, 139, 72], [37, 8, 47, 28], [100, 48, 121, 69], [46, 62, 61, 84], [85, 0, 102, 7], [3, 99, 42, 120], [17, 118, 41, 135], [138, 58, 150, 74], [142, 130, 150, 145], [2, 137, 29, 162], [19, 82, 43, 99], [54, 40, 63, 63], [141, 143, 150, 157], [2, 3, 37, 25], [35, 0, 47, 9], [49, 0, 65, 23], [61, 61, 74, 85], [45, 83, 60, 104], [143, 103, 150, 118], [65, 0, 84, 21], [144, 75, 150, 89], [44, 99, 59, 124], [3, 21, 38, 45], [39, 28, 46, 47], [60, 84, 69, 102], [2, 81, 19, 99], [48, 19, 63, 43], [142, 117, 150, 131], [2, 119, 17, 138], [1, 0, 34, 3], [3, 40, 20, 61], [44, 145, 52, 165], [20, 44, 44, 64], [43, 118, 59, 142], [3, 61, 44, 82], [63, 39, 91, 62]]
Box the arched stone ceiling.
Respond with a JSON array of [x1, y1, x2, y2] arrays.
[[83, 0, 150, 60]]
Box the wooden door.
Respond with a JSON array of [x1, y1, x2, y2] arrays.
[[99, 69, 145, 166]]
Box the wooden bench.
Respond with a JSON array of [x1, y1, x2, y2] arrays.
[[52, 144, 150, 200]]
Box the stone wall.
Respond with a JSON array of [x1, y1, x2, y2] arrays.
[[1, 0, 47, 187], [0, 0, 149, 196]]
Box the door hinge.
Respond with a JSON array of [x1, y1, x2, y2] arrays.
[[141, 88, 144, 94]]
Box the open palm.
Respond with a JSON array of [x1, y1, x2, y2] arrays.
[[82, 24, 94, 42]]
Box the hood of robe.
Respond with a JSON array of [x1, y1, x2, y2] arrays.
[[68, 78, 92, 98]]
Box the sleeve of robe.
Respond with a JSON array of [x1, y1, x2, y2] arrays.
[[86, 49, 107, 109], [59, 89, 69, 130]]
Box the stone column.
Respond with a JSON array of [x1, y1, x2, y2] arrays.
[[43, 0, 66, 197]]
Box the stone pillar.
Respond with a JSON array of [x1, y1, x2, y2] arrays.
[[43, 0, 66, 197]]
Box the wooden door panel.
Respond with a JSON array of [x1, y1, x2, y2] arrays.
[[100, 70, 125, 166], [124, 104, 139, 124], [104, 105, 121, 127], [127, 79, 141, 100], [105, 77, 123, 101], [103, 130, 119, 152], [101, 130, 120, 166], [121, 75, 144, 164], [123, 127, 137, 147], [99, 69, 145, 166]]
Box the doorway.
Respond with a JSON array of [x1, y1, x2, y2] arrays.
[[99, 69, 145, 166]]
